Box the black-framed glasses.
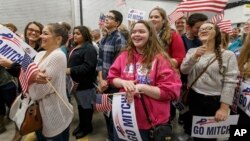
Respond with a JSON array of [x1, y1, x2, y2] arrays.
[[199, 26, 214, 32], [27, 28, 41, 34], [105, 15, 116, 20]]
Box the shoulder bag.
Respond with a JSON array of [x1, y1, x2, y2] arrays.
[[141, 95, 172, 141], [181, 56, 217, 105], [9, 93, 42, 135]]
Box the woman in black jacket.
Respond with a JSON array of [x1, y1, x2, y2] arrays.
[[66, 26, 97, 139]]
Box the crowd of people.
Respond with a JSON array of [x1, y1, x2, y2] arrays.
[[0, 6, 250, 141]]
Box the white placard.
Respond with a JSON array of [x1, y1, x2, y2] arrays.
[[112, 94, 142, 141], [0, 25, 37, 62], [127, 8, 145, 22], [192, 115, 239, 139]]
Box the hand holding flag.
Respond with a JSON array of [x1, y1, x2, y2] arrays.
[[19, 53, 39, 93]]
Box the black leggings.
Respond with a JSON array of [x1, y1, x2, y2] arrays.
[[189, 89, 220, 141]]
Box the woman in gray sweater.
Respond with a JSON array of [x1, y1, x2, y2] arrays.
[[180, 22, 239, 141]]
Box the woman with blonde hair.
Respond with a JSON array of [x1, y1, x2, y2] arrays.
[[237, 33, 250, 125], [149, 7, 185, 68]]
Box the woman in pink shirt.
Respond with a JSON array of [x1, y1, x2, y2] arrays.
[[107, 20, 181, 141]]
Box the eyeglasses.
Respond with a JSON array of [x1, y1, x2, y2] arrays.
[[27, 28, 41, 34], [105, 15, 116, 20], [244, 23, 250, 27], [199, 26, 214, 32]]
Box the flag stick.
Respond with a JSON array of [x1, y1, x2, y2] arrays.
[[46, 78, 73, 114]]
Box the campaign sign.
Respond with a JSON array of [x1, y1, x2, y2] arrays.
[[192, 115, 239, 139], [127, 8, 145, 22], [238, 81, 250, 116], [0, 25, 37, 63], [112, 95, 142, 141]]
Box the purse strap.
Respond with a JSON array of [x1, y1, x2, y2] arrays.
[[140, 95, 154, 128], [131, 55, 154, 128], [188, 56, 217, 89]]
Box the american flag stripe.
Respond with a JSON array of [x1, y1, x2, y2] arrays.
[[217, 20, 233, 35], [19, 53, 39, 93], [210, 12, 224, 24], [99, 13, 105, 28], [26, 63, 39, 83], [95, 94, 112, 112], [168, 9, 184, 25], [19, 69, 28, 92], [177, 0, 228, 13]]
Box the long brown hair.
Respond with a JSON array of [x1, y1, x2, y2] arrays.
[[126, 20, 174, 69], [149, 7, 172, 47], [206, 22, 223, 74], [238, 33, 250, 78], [221, 31, 229, 49]]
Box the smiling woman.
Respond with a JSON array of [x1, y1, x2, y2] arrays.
[[148, 7, 185, 68], [24, 21, 43, 51], [180, 22, 239, 141], [107, 20, 181, 141], [28, 23, 73, 141]]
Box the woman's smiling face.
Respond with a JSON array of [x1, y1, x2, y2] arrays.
[[198, 23, 216, 42], [131, 23, 149, 50]]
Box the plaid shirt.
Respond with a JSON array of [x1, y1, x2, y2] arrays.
[[97, 30, 126, 79]]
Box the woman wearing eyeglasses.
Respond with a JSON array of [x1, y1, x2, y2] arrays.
[[24, 21, 44, 51], [180, 22, 239, 141]]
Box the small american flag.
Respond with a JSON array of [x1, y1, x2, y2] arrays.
[[168, 9, 184, 25], [99, 13, 105, 28], [217, 20, 233, 35], [19, 53, 39, 93], [177, 0, 228, 13], [95, 94, 112, 112], [210, 12, 224, 24]]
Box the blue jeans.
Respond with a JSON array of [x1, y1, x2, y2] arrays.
[[36, 127, 70, 141]]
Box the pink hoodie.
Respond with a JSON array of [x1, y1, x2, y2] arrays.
[[108, 50, 181, 129]]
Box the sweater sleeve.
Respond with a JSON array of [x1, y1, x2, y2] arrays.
[[29, 51, 67, 100], [220, 53, 239, 105], [155, 56, 182, 101], [70, 47, 97, 82], [169, 32, 186, 67], [180, 48, 199, 74]]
